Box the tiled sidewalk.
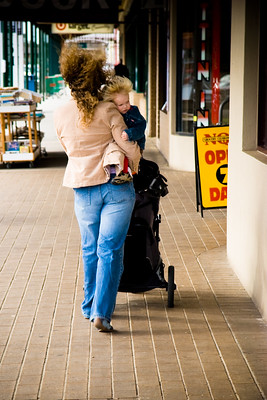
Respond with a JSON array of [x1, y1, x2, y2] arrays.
[[0, 139, 267, 400]]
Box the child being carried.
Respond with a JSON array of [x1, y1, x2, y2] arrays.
[[103, 76, 146, 184]]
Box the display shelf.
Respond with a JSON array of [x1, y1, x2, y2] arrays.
[[0, 102, 44, 167], [2, 147, 40, 161]]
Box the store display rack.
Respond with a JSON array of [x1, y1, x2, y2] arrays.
[[0, 88, 45, 168]]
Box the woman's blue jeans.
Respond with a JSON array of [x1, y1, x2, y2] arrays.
[[74, 180, 135, 322]]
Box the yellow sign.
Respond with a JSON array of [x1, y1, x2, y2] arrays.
[[52, 23, 114, 34], [195, 126, 229, 209]]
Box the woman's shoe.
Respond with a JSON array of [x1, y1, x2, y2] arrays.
[[94, 317, 113, 332]]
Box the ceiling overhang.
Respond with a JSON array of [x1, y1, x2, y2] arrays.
[[0, 0, 121, 23]]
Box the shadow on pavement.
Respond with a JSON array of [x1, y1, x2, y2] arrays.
[[37, 151, 67, 168]]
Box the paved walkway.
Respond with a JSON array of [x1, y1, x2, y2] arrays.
[[0, 109, 267, 399]]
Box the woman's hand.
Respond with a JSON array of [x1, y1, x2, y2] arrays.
[[121, 131, 129, 141]]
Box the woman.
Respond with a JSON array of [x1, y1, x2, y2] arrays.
[[54, 44, 141, 332]]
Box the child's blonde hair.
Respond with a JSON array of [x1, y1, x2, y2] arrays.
[[103, 76, 133, 102]]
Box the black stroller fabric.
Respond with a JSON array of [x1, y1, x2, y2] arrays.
[[133, 158, 168, 198], [119, 158, 168, 293]]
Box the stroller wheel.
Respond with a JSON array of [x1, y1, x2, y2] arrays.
[[167, 265, 175, 308]]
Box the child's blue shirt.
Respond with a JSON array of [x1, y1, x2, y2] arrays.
[[123, 105, 146, 150]]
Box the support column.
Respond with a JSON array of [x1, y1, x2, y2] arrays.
[[148, 9, 157, 137]]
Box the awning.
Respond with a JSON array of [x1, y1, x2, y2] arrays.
[[0, 0, 121, 23]]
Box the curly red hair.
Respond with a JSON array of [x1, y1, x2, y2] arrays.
[[59, 43, 109, 125]]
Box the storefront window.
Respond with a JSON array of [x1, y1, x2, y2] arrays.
[[176, 0, 230, 135], [176, 1, 196, 135], [181, 32, 194, 133]]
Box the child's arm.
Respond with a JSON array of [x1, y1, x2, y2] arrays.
[[123, 106, 146, 142], [124, 120, 146, 142]]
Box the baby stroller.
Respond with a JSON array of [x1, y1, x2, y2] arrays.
[[119, 158, 176, 308]]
